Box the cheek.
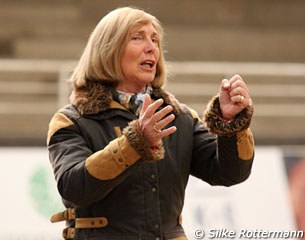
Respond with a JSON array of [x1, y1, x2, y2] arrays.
[[125, 52, 141, 70], [155, 48, 160, 61], [125, 43, 142, 58], [121, 51, 138, 72], [122, 43, 137, 61]]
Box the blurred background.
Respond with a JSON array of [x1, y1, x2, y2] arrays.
[[0, 0, 304, 239]]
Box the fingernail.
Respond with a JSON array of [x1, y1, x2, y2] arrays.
[[224, 82, 230, 88]]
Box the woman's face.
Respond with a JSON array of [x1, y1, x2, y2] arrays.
[[119, 22, 160, 92]]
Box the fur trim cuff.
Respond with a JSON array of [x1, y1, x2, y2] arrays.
[[123, 120, 165, 162], [204, 96, 254, 136]]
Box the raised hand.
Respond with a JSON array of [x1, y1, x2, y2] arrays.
[[138, 94, 177, 146], [219, 74, 252, 120]]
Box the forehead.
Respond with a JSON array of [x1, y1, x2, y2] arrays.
[[130, 22, 158, 35]]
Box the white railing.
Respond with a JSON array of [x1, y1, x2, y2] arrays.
[[0, 59, 304, 114], [0, 59, 304, 145], [168, 61, 305, 76]]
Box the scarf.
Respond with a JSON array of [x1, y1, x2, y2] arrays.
[[112, 86, 153, 116]]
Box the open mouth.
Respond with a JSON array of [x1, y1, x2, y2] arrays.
[[140, 60, 155, 69]]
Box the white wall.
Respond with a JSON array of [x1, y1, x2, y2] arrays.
[[0, 147, 296, 239]]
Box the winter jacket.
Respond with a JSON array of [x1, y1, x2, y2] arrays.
[[47, 81, 254, 240]]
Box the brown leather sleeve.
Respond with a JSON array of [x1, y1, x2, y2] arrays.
[[236, 128, 255, 160], [85, 135, 141, 180], [47, 112, 74, 145]]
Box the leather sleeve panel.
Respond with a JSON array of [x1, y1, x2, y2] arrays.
[[47, 112, 74, 145], [85, 135, 141, 180], [236, 128, 255, 160]]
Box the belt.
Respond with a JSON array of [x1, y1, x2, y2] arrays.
[[50, 208, 108, 239]]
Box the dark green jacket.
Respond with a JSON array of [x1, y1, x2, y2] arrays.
[[47, 81, 254, 240]]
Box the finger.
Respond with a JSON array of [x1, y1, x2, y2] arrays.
[[221, 79, 231, 91], [230, 94, 249, 106], [160, 126, 177, 138], [229, 74, 250, 93], [143, 98, 164, 118], [229, 86, 249, 99], [140, 94, 152, 116], [229, 74, 244, 85], [230, 94, 243, 104], [231, 79, 249, 92], [152, 105, 173, 123], [155, 114, 175, 130]]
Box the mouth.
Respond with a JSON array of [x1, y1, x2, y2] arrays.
[[140, 60, 155, 69]]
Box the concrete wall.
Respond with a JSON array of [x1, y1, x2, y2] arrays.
[[0, 0, 304, 62], [0, 1, 304, 145]]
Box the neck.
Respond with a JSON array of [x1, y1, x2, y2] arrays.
[[116, 83, 146, 94]]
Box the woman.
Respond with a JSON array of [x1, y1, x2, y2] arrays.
[[47, 7, 254, 240]]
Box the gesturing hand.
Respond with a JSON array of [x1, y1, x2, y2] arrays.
[[219, 74, 252, 120], [138, 94, 177, 146]]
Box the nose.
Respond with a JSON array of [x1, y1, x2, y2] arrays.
[[144, 39, 157, 53]]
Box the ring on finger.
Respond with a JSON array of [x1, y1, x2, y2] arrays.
[[153, 124, 161, 133], [239, 95, 245, 103]]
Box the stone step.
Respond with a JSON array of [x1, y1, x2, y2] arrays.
[[1, 97, 59, 144], [168, 62, 305, 83], [0, 114, 51, 145], [0, 80, 57, 95], [2, 0, 304, 30], [0, 3, 81, 23], [0, 95, 56, 103], [171, 74, 305, 85], [183, 103, 305, 118], [0, 59, 303, 145], [174, 95, 305, 106], [14, 38, 85, 59], [81, 0, 305, 29], [185, 102, 305, 145], [166, 82, 305, 98], [11, 26, 305, 61], [0, 67, 60, 104], [0, 1, 304, 60], [164, 26, 305, 61], [0, 72, 58, 82], [0, 102, 57, 115], [0, 59, 75, 73], [252, 116, 305, 145], [0, 21, 91, 39]]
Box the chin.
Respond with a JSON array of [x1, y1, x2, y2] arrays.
[[140, 76, 154, 84], [144, 79, 155, 85]]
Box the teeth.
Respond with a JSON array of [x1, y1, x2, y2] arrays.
[[142, 61, 153, 68]]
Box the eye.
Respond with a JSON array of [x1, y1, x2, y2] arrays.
[[152, 37, 159, 46], [131, 35, 143, 41]]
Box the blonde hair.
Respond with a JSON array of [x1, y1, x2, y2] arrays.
[[70, 7, 167, 90]]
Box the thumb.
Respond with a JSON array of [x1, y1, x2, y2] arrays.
[[221, 78, 231, 91], [219, 79, 231, 104], [140, 94, 151, 116]]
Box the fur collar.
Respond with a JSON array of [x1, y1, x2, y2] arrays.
[[70, 80, 182, 116]]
